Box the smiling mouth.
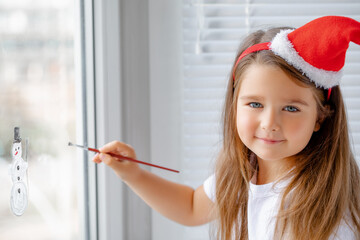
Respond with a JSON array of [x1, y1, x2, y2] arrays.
[[256, 137, 285, 144]]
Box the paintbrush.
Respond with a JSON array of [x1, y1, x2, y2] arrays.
[[68, 142, 179, 173]]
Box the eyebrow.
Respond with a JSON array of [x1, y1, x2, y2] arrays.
[[239, 95, 309, 106]]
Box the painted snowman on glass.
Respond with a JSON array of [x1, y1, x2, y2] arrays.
[[10, 127, 28, 216]]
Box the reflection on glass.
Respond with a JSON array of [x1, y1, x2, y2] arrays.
[[0, 0, 79, 239]]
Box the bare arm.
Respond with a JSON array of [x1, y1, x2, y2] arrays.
[[124, 168, 214, 226], [92, 141, 215, 226]]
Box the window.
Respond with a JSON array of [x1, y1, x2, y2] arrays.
[[0, 0, 81, 239]]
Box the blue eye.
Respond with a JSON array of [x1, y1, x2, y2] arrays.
[[249, 102, 262, 108], [284, 106, 299, 112]]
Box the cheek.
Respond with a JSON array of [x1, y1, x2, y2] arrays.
[[284, 118, 316, 146], [236, 110, 257, 140]]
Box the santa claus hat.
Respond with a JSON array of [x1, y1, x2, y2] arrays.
[[233, 16, 360, 90]]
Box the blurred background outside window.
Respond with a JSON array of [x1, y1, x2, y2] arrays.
[[0, 0, 79, 239]]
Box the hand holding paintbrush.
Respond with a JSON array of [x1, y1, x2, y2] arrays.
[[69, 141, 179, 180], [74, 140, 212, 227]]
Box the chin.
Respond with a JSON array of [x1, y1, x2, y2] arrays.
[[253, 151, 291, 162]]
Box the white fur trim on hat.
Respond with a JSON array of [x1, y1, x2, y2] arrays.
[[270, 29, 342, 89]]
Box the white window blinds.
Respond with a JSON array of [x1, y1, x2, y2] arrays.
[[181, 1, 360, 239]]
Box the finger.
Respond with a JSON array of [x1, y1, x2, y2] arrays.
[[99, 141, 128, 154], [99, 141, 136, 158], [99, 153, 122, 168], [92, 153, 102, 163]]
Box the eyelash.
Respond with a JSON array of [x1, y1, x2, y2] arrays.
[[248, 102, 300, 112]]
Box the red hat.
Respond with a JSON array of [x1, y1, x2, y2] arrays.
[[233, 16, 360, 89]]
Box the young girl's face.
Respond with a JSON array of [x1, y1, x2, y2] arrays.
[[236, 64, 320, 164]]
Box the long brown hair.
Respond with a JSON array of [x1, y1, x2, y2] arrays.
[[214, 28, 360, 239]]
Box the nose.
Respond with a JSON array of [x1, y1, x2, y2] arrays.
[[260, 108, 280, 132]]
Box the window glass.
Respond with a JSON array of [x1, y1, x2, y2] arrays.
[[0, 0, 80, 239]]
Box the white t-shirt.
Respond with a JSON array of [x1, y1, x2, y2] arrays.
[[203, 174, 356, 240]]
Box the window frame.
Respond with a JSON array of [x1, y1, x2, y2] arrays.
[[79, 0, 125, 239], [79, 0, 153, 239]]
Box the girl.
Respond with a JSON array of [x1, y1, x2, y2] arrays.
[[92, 16, 360, 239]]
